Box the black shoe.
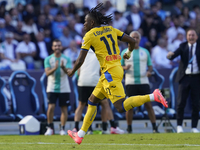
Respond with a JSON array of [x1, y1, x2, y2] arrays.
[[153, 129, 160, 133], [127, 128, 132, 133]]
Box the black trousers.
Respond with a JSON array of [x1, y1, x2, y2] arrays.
[[177, 74, 200, 128]]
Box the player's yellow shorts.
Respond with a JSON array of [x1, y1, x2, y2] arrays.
[[92, 65, 126, 104]]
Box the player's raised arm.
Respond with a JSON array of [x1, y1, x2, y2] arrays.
[[67, 50, 88, 77], [121, 34, 136, 59]]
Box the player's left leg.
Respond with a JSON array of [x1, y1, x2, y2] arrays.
[[68, 81, 107, 144], [100, 99, 124, 134]]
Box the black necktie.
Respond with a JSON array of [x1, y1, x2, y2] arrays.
[[189, 44, 193, 73]]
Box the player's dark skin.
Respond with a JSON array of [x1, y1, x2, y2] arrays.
[[67, 14, 136, 113]]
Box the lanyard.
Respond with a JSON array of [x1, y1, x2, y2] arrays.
[[189, 55, 195, 64]]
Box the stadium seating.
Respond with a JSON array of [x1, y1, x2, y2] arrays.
[[40, 73, 74, 121], [9, 71, 46, 121], [0, 76, 15, 121], [169, 67, 193, 119]]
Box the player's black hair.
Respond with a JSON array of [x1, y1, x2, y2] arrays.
[[88, 3, 112, 25]]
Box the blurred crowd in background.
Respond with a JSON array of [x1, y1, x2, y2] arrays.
[[0, 0, 200, 70]]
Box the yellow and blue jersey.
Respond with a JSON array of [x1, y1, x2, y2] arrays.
[[81, 26, 124, 73]]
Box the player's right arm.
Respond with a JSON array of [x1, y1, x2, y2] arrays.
[[121, 34, 136, 52], [67, 50, 88, 77], [113, 27, 135, 59], [67, 32, 90, 77], [121, 34, 136, 59]]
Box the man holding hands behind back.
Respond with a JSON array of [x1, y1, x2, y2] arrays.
[[167, 29, 200, 133]]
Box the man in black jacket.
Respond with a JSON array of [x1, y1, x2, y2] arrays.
[[34, 32, 52, 69], [167, 29, 200, 133]]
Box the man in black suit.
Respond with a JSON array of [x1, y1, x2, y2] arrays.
[[167, 29, 200, 133], [34, 32, 52, 69]]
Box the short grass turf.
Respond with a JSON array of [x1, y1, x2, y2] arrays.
[[0, 133, 200, 150]]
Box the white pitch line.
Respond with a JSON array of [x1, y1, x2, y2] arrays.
[[0, 142, 199, 147]]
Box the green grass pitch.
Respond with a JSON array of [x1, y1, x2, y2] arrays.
[[1, 133, 200, 150]]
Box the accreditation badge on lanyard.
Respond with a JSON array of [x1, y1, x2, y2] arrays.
[[185, 56, 194, 74]]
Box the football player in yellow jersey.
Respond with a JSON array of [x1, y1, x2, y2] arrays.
[[67, 3, 168, 145]]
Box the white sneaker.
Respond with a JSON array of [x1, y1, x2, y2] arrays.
[[191, 128, 199, 133], [110, 127, 125, 134], [102, 129, 110, 134], [60, 130, 66, 135], [44, 127, 53, 135], [177, 126, 184, 133]]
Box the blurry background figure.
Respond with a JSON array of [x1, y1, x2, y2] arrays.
[[51, 12, 68, 39], [13, 21, 26, 42], [0, 18, 6, 43], [4, 13, 15, 32], [0, 32, 26, 70], [34, 32, 51, 69], [151, 38, 173, 69], [166, 15, 186, 44], [104, 1, 116, 16], [59, 26, 73, 50], [16, 33, 36, 69], [126, 5, 141, 31], [156, 1, 167, 21], [22, 17, 38, 42], [83, 0, 98, 10], [36, 13, 51, 33], [63, 40, 80, 66], [80, 7, 90, 24], [170, 0, 183, 16], [137, 28, 148, 49], [112, 11, 128, 32], [48, 0, 59, 17], [190, 4, 200, 19]]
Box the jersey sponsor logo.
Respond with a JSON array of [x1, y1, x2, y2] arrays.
[[106, 54, 121, 61], [93, 28, 112, 36]]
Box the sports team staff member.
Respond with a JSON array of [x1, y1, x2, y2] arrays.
[[67, 3, 168, 144], [44, 39, 72, 136], [121, 31, 158, 133]]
